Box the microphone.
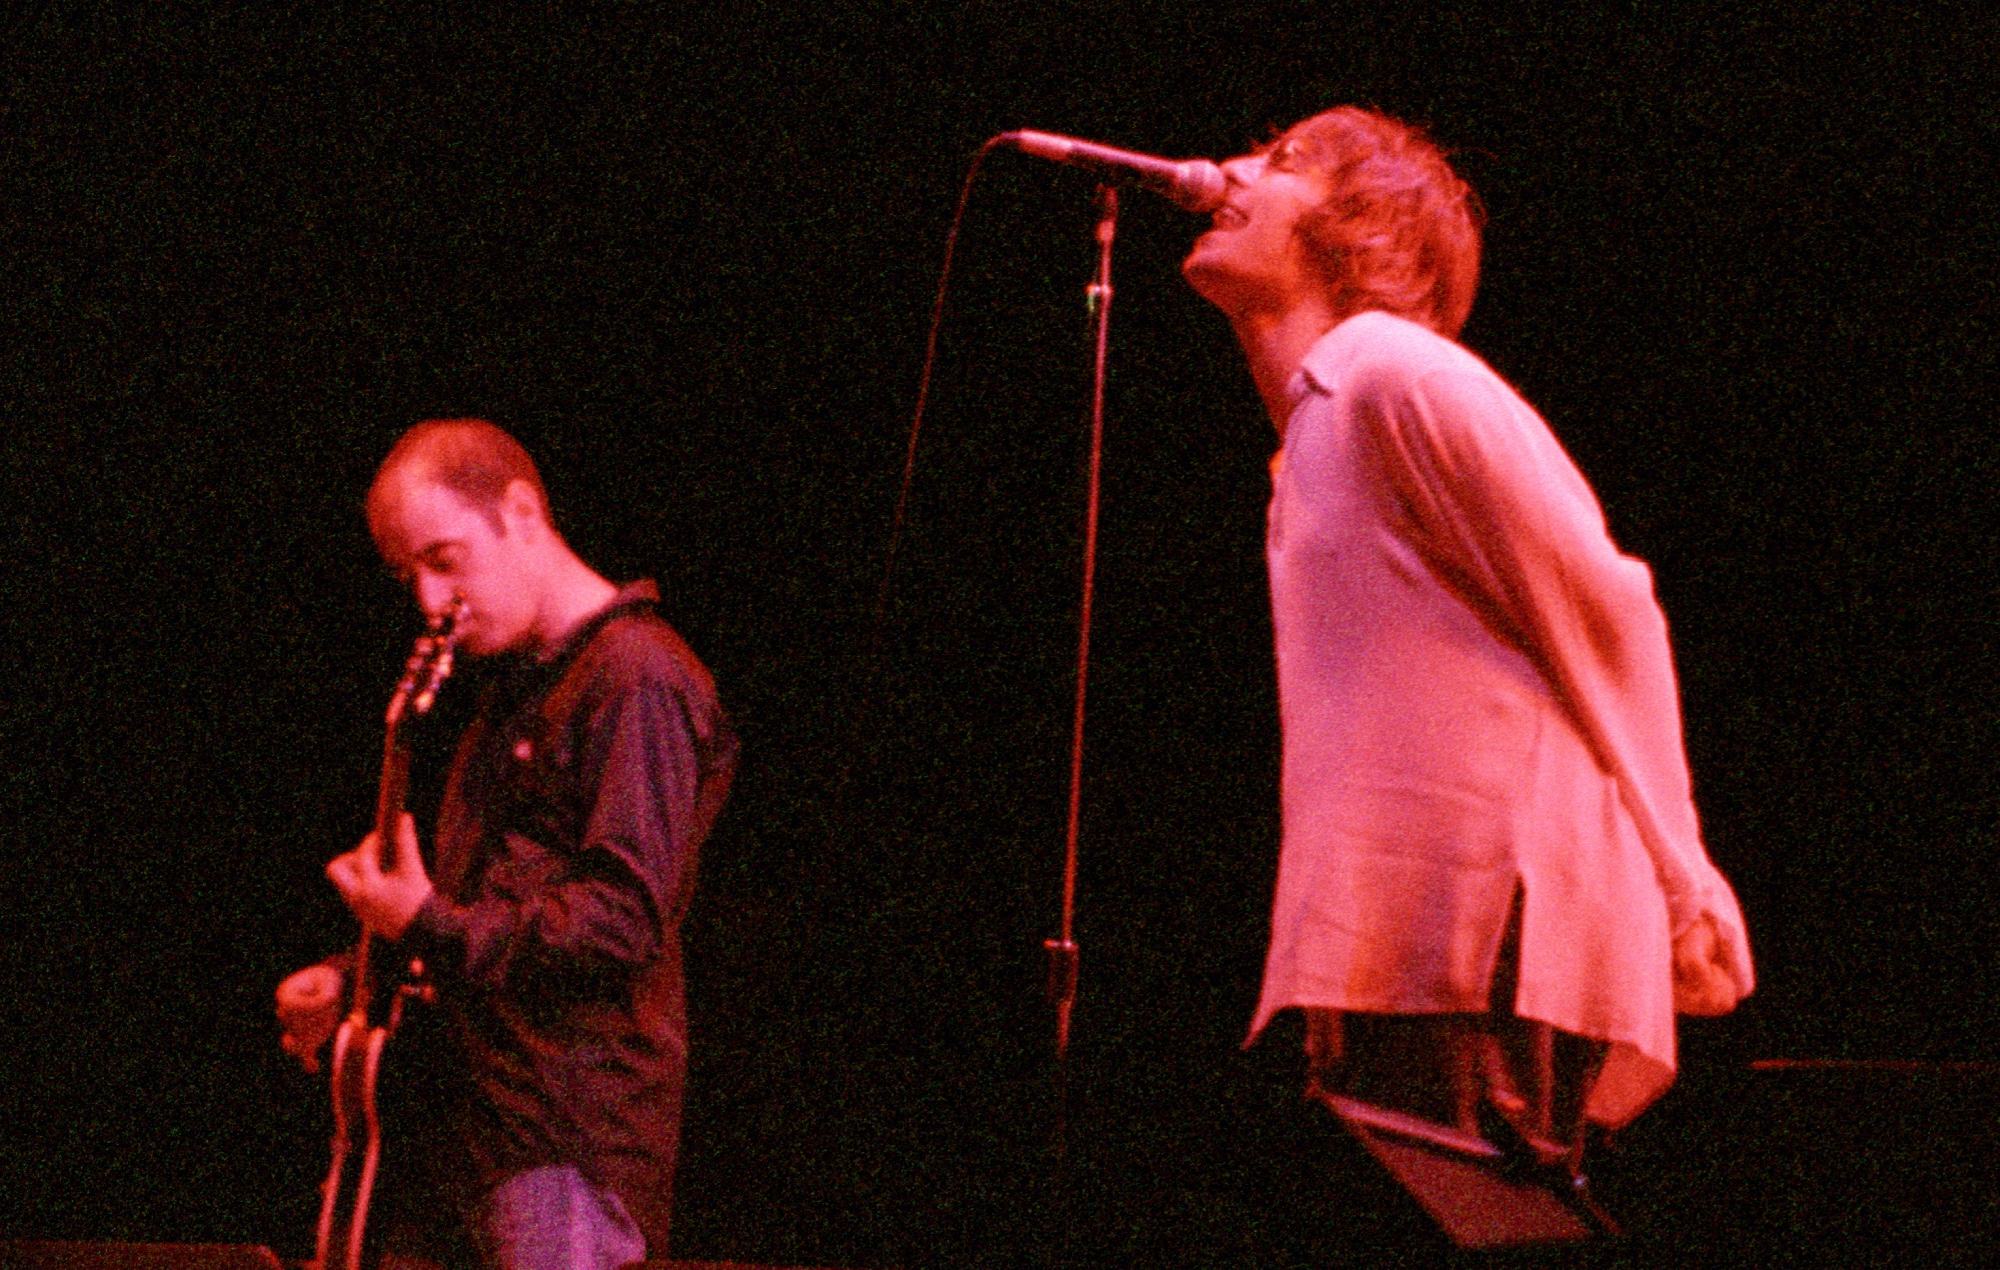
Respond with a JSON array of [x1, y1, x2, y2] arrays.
[[996, 130, 1225, 214]]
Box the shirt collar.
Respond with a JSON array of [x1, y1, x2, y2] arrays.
[[533, 579, 659, 666], [1279, 314, 1371, 430]]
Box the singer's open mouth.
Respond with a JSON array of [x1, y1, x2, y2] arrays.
[[1211, 204, 1249, 229]]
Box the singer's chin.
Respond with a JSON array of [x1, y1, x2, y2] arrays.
[[1180, 238, 1226, 295]]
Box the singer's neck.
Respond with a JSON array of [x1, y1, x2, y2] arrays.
[[1229, 296, 1350, 442]]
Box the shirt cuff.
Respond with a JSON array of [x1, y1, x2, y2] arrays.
[[399, 892, 470, 976]]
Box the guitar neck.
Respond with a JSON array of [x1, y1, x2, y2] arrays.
[[351, 729, 413, 1022], [349, 597, 460, 1024]]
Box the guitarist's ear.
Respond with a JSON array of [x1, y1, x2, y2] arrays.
[[497, 478, 549, 543]]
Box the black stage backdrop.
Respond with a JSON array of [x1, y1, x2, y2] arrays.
[[1, 3, 1994, 1267]]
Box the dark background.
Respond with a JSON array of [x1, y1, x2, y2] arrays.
[[2, 2, 1994, 1266]]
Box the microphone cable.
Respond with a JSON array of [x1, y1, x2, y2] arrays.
[[818, 135, 1007, 872]]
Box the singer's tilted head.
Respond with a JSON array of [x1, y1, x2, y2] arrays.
[[1184, 107, 1483, 341]]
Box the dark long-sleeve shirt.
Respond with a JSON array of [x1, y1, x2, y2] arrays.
[[399, 581, 736, 1245]]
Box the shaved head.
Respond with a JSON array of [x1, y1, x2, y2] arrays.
[[367, 418, 551, 544]]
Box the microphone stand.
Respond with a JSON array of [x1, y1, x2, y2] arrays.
[[1041, 182, 1116, 1269]]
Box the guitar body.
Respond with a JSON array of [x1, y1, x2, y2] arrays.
[[314, 1019, 387, 1270], [309, 599, 461, 1270]]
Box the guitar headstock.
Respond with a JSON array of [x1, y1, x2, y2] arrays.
[[386, 594, 466, 727], [411, 595, 466, 715]]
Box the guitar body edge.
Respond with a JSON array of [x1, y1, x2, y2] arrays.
[[314, 1017, 389, 1270]]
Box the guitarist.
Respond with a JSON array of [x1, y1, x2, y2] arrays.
[[278, 418, 738, 1270]]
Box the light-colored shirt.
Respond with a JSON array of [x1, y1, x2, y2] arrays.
[[1249, 311, 1752, 1127]]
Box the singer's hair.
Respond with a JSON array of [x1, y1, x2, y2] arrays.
[[368, 418, 551, 537], [1282, 107, 1484, 339]]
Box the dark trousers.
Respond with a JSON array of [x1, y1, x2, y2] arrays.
[[1305, 888, 1608, 1152]]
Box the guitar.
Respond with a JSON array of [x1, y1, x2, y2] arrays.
[[312, 597, 464, 1270]]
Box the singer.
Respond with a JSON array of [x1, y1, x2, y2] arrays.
[[1182, 108, 1752, 1142], [275, 419, 737, 1270]]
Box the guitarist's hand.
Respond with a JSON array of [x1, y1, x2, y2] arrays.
[[276, 964, 345, 1072], [328, 811, 435, 943]]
